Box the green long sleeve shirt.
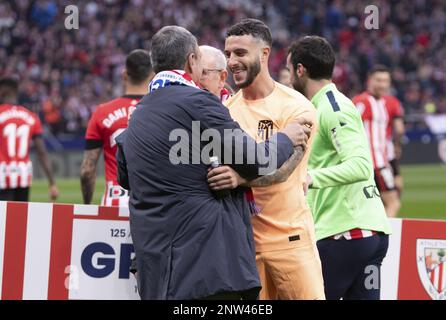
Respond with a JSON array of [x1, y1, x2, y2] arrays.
[[307, 83, 391, 241]]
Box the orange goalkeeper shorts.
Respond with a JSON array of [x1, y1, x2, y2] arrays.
[[256, 243, 325, 300]]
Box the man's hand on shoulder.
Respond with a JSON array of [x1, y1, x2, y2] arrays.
[[281, 118, 313, 149]]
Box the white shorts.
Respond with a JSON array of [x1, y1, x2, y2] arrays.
[[101, 181, 129, 207]]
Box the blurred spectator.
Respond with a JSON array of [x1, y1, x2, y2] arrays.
[[0, 0, 445, 137], [31, 0, 57, 30]]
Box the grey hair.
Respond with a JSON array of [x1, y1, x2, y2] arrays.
[[199, 45, 227, 70], [150, 26, 198, 73]]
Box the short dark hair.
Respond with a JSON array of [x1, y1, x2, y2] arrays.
[[288, 36, 335, 80], [226, 18, 272, 47], [150, 26, 198, 73], [368, 64, 390, 77], [125, 49, 152, 84], [0, 77, 19, 102]]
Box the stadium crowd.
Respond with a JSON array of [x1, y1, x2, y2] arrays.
[[1, 0, 445, 136]]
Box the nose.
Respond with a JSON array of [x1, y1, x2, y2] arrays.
[[227, 53, 238, 70]]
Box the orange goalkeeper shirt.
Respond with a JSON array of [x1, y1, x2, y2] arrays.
[[225, 82, 318, 252]]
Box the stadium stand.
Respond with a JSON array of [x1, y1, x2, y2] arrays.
[[0, 0, 446, 137]]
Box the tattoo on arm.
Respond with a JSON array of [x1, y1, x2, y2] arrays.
[[247, 146, 305, 187], [80, 148, 102, 204]]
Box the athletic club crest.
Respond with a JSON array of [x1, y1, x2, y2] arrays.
[[416, 239, 446, 300]]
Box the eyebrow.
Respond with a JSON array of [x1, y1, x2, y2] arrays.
[[234, 48, 248, 54], [224, 48, 249, 56]]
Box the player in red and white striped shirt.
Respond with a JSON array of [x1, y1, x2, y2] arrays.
[[352, 65, 401, 217], [0, 78, 58, 202], [80, 50, 154, 207]]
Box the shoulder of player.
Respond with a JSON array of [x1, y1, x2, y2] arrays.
[[274, 82, 307, 103], [95, 97, 128, 110], [91, 97, 136, 118], [384, 95, 401, 107], [273, 82, 316, 113], [8, 104, 39, 119], [92, 98, 116, 113], [352, 91, 370, 105], [318, 88, 361, 121], [384, 94, 398, 102], [6, 104, 33, 112]]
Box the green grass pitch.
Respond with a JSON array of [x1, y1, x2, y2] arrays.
[[29, 164, 446, 220]]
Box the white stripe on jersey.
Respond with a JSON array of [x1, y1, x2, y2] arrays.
[[362, 230, 373, 237], [368, 96, 388, 168], [387, 139, 395, 161], [102, 181, 129, 207], [118, 191, 129, 208], [8, 161, 19, 189], [378, 99, 389, 161], [19, 162, 31, 188]]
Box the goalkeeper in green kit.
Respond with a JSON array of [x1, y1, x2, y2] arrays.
[[286, 36, 391, 300]]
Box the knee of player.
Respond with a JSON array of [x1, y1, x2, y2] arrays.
[[80, 166, 94, 180], [394, 198, 401, 210]]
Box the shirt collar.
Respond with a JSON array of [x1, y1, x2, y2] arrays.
[[311, 83, 337, 107]]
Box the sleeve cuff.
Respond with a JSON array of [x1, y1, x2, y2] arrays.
[[275, 132, 294, 155], [85, 139, 103, 150]]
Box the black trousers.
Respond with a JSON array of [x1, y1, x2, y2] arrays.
[[317, 233, 389, 300], [202, 287, 260, 300], [0, 188, 30, 202]]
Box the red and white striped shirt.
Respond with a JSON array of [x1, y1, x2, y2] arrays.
[[332, 228, 378, 240], [0, 104, 43, 189], [384, 96, 404, 161], [353, 92, 391, 169]]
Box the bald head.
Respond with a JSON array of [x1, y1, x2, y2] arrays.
[[199, 45, 229, 97], [200, 45, 227, 70]]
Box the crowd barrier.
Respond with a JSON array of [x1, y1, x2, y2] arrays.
[[0, 201, 445, 300]]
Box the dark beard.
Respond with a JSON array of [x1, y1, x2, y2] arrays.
[[237, 59, 261, 89], [292, 76, 306, 96]]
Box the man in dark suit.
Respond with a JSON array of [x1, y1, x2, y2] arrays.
[[116, 25, 310, 300]]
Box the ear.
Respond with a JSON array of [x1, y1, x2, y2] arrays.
[[218, 70, 228, 90], [122, 69, 128, 82], [261, 46, 271, 63], [297, 63, 306, 77], [184, 53, 194, 74], [220, 69, 228, 86]]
